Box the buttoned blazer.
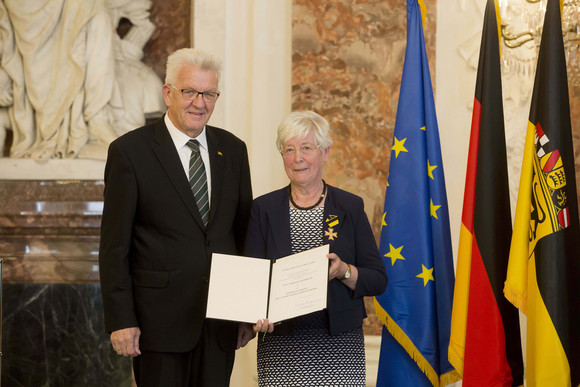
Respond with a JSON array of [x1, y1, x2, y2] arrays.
[[99, 118, 252, 353], [244, 184, 387, 335]]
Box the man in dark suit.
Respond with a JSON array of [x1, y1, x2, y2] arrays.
[[98, 48, 253, 387]]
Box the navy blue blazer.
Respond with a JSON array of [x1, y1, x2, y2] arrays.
[[244, 184, 387, 335]]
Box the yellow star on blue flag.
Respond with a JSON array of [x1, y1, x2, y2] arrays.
[[427, 160, 437, 180], [385, 244, 405, 266], [417, 264, 435, 286], [392, 137, 409, 158]]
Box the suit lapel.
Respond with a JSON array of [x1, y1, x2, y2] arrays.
[[266, 191, 293, 258], [151, 120, 206, 230], [206, 126, 224, 228]]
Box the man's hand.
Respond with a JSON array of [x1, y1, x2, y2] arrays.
[[237, 323, 256, 349], [111, 327, 141, 357]]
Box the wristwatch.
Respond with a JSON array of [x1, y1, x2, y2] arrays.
[[340, 264, 351, 280]]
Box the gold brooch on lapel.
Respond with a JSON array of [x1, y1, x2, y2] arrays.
[[217, 151, 223, 156], [325, 214, 339, 241], [326, 214, 339, 227], [325, 227, 337, 241]]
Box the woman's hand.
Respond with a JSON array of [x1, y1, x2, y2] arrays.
[[328, 253, 347, 280], [237, 319, 274, 348], [253, 318, 274, 334], [327, 253, 358, 290]]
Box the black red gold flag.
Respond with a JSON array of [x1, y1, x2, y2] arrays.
[[448, 1, 524, 386]]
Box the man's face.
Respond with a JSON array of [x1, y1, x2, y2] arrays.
[[162, 65, 219, 138]]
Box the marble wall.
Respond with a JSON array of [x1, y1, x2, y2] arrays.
[[0, 180, 134, 386], [292, 0, 437, 335], [568, 88, 580, 213], [2, 283, 131, 386], [141, 0, 191, 79]]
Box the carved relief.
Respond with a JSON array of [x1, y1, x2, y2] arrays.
[[0, 0, 189, 161]]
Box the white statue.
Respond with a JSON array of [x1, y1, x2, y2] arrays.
[[0, 0, 164, 160], [0, 1, 12, 157], [106, 0, 165, 138]]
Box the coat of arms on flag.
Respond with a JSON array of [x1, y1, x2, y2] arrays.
[[530, 121, 571, 246]]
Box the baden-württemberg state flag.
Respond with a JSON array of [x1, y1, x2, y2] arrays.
[[504, 0, 580, 385], [448, 1, 523, 386], [373, 1, 460, 385]]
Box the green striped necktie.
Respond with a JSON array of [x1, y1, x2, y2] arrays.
[[186, 139, 209, 227]]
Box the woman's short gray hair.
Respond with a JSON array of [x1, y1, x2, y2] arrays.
[[165, 48, 222, 87], [276, 111, 333, 153]]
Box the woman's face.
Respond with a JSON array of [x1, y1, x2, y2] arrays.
[[282, 131, 329, 189]]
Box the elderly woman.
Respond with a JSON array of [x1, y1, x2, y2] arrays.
[[243, 110, 388, 386]]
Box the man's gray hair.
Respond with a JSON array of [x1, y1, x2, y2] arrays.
[[165, 48, 222, 87]]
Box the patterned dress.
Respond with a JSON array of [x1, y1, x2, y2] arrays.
[[257, 207, 366, 387]]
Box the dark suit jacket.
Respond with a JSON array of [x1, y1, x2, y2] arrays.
[[244, 184, 387, 335], [99, 118, 252, 353]]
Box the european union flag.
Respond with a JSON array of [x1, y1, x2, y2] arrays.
[[373, 1, 460, 386]]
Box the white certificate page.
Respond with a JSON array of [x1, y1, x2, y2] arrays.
[[206, 253, 271, 323], [268, 244, 329, 323], [206, 245, 329, 324]]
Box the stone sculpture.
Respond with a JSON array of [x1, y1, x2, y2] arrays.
[[0, 0, 164, 160]]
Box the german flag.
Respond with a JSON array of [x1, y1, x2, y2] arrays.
[[448, 1, 524, 385], [505, 0, 580, 385]]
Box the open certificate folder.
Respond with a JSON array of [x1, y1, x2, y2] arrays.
[[206, 245, 329, 324]]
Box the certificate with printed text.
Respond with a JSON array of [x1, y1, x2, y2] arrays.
[[206, 245, 329, 324]]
